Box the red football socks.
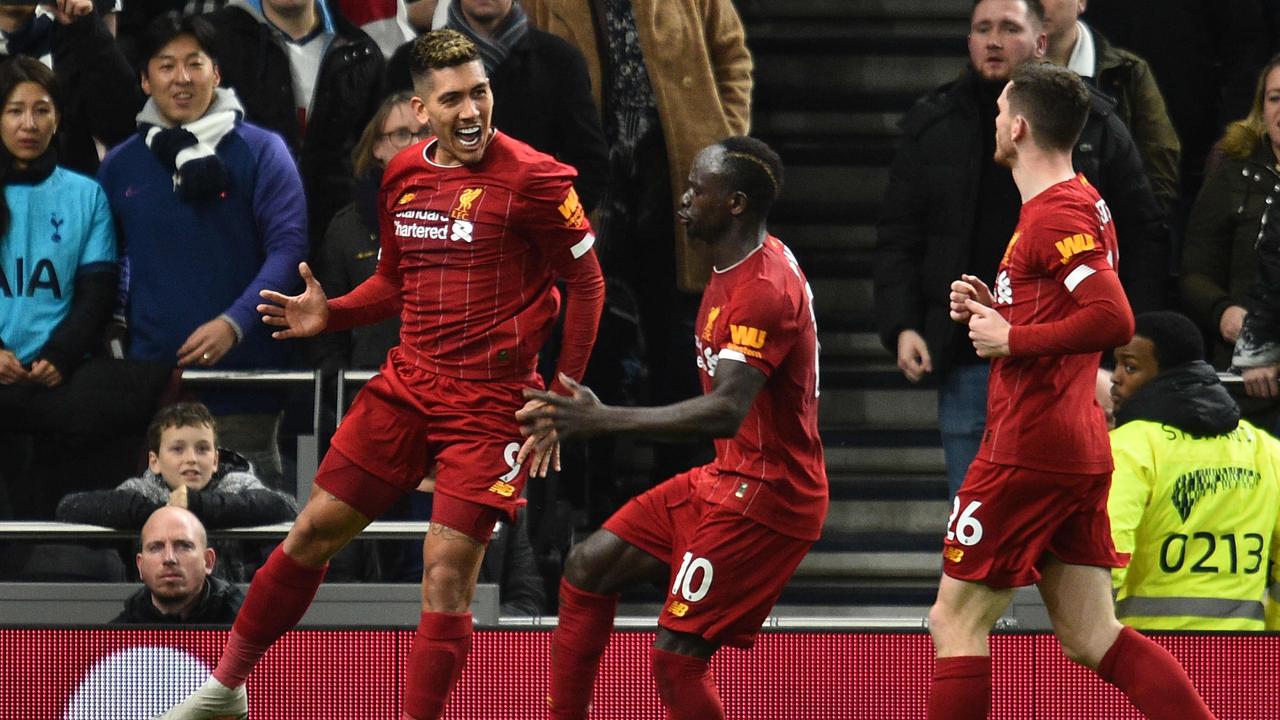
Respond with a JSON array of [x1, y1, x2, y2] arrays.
[[402, 611, 473, 720], [548, 579, 618, 720], [213, 544, 327, 689], [651, 648, 725, 720], [926, 656, 991, 720], [1097, 626, 1216, 719]]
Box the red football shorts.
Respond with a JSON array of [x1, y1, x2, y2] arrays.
[[604, 465, 815, 649], [321, 352, 540, 538], [942, 458, 1128, 588]]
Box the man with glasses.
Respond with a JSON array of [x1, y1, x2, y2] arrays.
[[310, 91, 430, 374]]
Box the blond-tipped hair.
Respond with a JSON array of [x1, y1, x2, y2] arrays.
[[409, 29, 481, 86]]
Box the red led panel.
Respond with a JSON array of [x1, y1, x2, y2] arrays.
[[1, 629, 1277, 719]]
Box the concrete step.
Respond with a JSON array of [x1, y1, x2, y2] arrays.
[[748, 21, 969, 51], [796, 550, 940, 580], [782, 164, 889, 209], [756, 111, 903, 140], [774, 223, 876, 253], [810, 276, 871, 328], [827, 472, 947, 502], [817, 385, 937, 427], [740, 0, 971, 22], [818, 330, 891, 362], [824, 445, 945, 474], [824, 498, 950, 535], [756, 54, 964, 99]]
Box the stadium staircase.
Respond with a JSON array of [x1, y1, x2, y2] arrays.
[[738, 0, 974, 611]]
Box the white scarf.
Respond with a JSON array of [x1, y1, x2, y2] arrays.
[[138, 87, 244, 198]]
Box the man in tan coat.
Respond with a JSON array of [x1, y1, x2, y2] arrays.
[[523, 0, 753, 482]]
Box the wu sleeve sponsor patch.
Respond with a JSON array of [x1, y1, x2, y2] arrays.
[[557, 187, 587, 230]]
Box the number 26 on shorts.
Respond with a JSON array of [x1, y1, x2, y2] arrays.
[[946, 498, 985, 546]]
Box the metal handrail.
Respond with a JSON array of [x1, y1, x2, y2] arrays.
[[178, 369, 324, 439], [0, 520, 431, 540], [336, 369, 378, 425]]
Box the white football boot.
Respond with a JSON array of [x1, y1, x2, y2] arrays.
[[152, 676, 248, 719]]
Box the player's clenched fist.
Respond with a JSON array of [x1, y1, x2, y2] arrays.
[[966, 299, 1011, 358], [950, 273, 994, 323]]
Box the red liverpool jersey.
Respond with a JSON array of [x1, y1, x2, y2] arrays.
[[694, 236, 828, 541], [329, 131, 601, 384], [980, 174, 1120, 474]]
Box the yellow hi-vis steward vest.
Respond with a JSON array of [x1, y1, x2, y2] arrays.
[[1109, 418, 1280, 630]]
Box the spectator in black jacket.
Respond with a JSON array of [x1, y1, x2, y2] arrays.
[[113, 506, 245, 624], [203, 0, 384, 243], [1041, 0, 1181, 214], [55, 402, 297, 529], [308, 90, 422, 374], [874, 0, 1167, 497], [0, 0, 140, 175], [385, 0, 607, 212]]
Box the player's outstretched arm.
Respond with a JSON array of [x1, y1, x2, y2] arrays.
[[519, 361, 767, 443], [257, 262, 330, 339]]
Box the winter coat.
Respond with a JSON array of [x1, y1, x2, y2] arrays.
[[875, 69, 1168, 373], [203, 1, 384, 242], [1180, 142, 1279, 369], [1234, 182, 1280, 368], [1108, 361, 1280, 631], [54, 449, 297, 530], [523, 0, 753, 291], [112, 574, 245, 624], [1092, 28, 1182, 213], [19, 11, 142, 175], [308, 181, 400, 372]]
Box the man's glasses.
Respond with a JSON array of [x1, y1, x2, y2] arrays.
[[382, 127, 431, 148]]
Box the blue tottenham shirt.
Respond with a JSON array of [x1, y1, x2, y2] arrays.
[[0, 166, 116, 364]]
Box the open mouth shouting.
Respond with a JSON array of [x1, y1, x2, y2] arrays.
[[457, 125, 483, 149]]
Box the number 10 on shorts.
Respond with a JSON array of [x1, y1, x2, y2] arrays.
[[671, 552, 715, 602], [946, 498, 985, 546]]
